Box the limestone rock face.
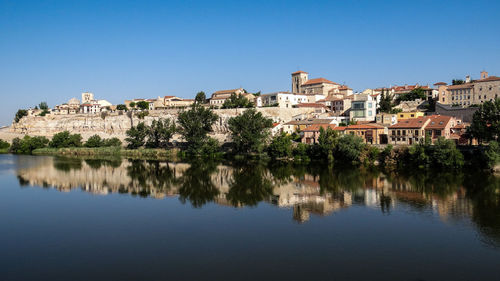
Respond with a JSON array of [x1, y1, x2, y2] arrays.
[[9, 108, 313, 141]]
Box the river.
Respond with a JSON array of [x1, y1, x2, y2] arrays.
[[1, 154, 499, 281]]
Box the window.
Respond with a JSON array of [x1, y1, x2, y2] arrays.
[[411, 114, 414, 117], [415, 130, 419, 136]]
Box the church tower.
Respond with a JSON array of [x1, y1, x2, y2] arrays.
[[291, 71, 308, 94]]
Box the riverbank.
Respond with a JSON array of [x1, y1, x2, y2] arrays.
[[32, 147, 180, 160]]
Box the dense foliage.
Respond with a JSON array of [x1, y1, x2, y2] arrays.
[[10, 136, 49, 154], [222, 93, 253, 109], [146, 119, 176, 149], [49, 131, 83, 148], [468, 99, 500, 143], [396, 87, 426, 103], [116, 104, 127, 111], [85, 135, 123, 148], [177, 104, 219, 155], [125, 122, 148, 149], [136, 101, 150, 110], [0, 139, 10, 151], [267, 133, 293, 159], [14, 109, 28, 123], [378, 89, 394, 113], [195, 91, 206, 104], [227, 108, 273, 154]]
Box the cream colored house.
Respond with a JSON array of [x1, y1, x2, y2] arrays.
[[163, 96, 195, 108], [258, 92, 309, 108], [209, 88, 255, 107]]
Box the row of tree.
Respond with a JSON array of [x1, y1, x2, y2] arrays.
[[8, 131, 122, 154]]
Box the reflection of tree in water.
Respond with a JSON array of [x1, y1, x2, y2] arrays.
[[53, 157, 82, 172], [178, 161, 220, 208], [226, 163, 273, 207], [126, 160, 178, 197], [84, 158, 122, 169], [463, 173, 500, 248]]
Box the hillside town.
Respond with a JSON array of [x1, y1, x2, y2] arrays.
[[16, 70, 500, 147]]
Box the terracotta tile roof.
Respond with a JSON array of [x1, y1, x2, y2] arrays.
[[434, 82, 447, 86], [292, 70, 308, 75], [213, 89, 241, 94], [476, 76, 500, 82], [164, 96, 176, 99], [295, 103, 326, 108], [389, 117, 429, 129], [425, 115, 453, 129], [447, 84, 474, 90], [302, 124, 337, 132], [345, 124, 384, 130], [312, 119, 335, 124], [272, 122, 280, 128], [333, 126, 347, 131], [338, 85, 352, 90], [302, 78, 338, 86], [392, 85, 430, 92]]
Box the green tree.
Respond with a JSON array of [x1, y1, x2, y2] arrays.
[[430, 137, 464, 168], [10, 135, 49, 154], [452, 79, 465, 85], [222, 93, 252, 109], [125, 122, 148, 149], [14, 109, 28, 123], [267, 133, 293, 159], [396, 87, 426, 103], [85, 135, 103, 148], [49, 131, 82, 148], [318, 127, 340, 162], [0, 139, 10, 152], [116, 104, 127, 111], [468, 99, 500, 143], [38, 102, 48, 110], [227, 108, 273, 154], [379, 89, 394, 113], [484, 141, 500, 169], [177, 104, 218, 154], [136, 101, 150, 110], [129, 102, 136, 108], [195, 91, 206, 104], [146, 119, 176, 148], [102, 137, 122, 147], [336, 134, 365, 164]]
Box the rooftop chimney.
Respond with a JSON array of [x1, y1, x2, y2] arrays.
[[466, 75, 471, 83]]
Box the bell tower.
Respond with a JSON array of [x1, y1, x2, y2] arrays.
[[291, 71, 308, 94]]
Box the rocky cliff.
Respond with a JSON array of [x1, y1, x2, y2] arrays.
[[9, 107, 313, 141]]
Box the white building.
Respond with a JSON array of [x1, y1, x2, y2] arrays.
[[258, 92, 309, 108], [349, 94, 376, 122]]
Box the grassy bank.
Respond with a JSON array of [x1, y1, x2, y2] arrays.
[[32, 147, 179, 160], [0, 148, 9, 154]]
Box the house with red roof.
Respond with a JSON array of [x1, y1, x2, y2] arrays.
[[388, 115, 460, 145], [291, 71, 343, 101]]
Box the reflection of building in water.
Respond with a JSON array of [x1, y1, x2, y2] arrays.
[[16, 156, 478, 225]]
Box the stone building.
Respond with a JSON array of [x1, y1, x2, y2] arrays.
[[291, 71, 340, 98], [258, 92, 309, 108], [349, 94, 376, 122]]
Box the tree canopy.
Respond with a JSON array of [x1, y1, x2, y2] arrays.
[[468, 99, 500, 143], [222, 93, 253, 109], [177, 103, 219, 154], [136, 101, 150, 110], [227, 108, 273, 154], [195, 91, 206, 104]]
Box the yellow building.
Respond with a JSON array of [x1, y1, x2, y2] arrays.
[[397, 111, 425, 121]]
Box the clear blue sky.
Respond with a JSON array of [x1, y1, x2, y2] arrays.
[[1, 0, 500, 125]]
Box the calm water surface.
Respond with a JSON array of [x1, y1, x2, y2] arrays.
[[1, 154, 499, 281]]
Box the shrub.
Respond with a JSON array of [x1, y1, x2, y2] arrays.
[[136, 111, 149, 119], [14, 109, 28, 123], [85, 135, 103, 148], [102, 137, 122, 147], [49, 131, 83, 148], [10, 135, 49, 154], [484, 141, 500, 169], [0, 139, 10, 150], [125, 122, 148, 149], [267, 133, 293, 159], [145, 119, 176, 149], [336, 134, 365, 164]]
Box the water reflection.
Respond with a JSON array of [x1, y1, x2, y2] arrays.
[[15, 155, 500, 247]]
